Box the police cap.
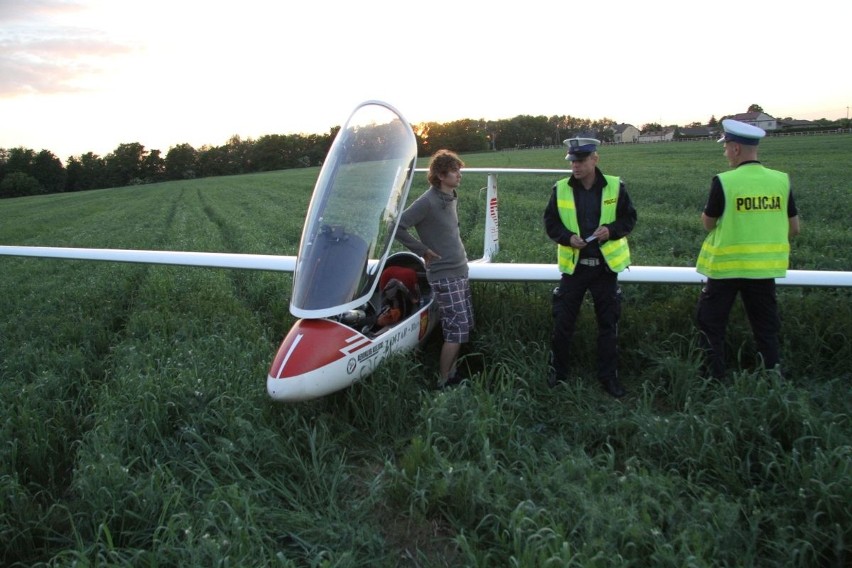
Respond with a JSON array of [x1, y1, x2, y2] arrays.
[[718, 119, 765, 145], [564, 137, 601, 161]]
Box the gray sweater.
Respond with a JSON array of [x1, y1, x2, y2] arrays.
[[395, 186, 469, 281]]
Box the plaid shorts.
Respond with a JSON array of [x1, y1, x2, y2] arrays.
[[433, 277, 474, 343]]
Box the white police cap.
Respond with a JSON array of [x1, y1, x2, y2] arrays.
[[718, 119, 765, 145], [564, 137, 601, 161]]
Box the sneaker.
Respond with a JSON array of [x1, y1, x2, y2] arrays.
[[439, 371, 464, 389]]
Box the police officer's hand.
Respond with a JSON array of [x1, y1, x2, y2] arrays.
[[570, 234, 587, 248], [593, 226, 611, 242]]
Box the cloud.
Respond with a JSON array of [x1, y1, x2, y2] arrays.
[[0, 1, 136, 97]]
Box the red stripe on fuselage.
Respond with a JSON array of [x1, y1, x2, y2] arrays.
[[268, 319, 364, 379]]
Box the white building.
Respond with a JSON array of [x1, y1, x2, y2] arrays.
[[613, 124, 640, 143], [638, 128, 675, 143], [730, 111, 778, 131]]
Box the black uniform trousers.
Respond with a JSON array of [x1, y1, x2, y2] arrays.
[[696, 277, 781, 378], [550, 264, 621, 381]]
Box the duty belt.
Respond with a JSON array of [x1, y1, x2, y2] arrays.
[[578, 258, 601, 267]]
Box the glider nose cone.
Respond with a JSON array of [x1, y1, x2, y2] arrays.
[[266, 318, 363, 402]]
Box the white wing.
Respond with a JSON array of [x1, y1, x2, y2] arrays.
[[3, 246, 850, 287], [0, 246, 296, 272], [468, 262, 852, 287]]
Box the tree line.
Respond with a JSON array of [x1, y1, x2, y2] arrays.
[[0, 132, 335, 198], [0, 114, 618, 198], [4, 110, 848, 198]]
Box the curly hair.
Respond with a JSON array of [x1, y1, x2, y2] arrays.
[[427, 149, 464, 187]]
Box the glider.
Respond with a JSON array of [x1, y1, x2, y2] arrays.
[[2, 101, 850, 402]]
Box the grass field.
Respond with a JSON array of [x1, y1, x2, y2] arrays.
[[1, 135, 850, 566]]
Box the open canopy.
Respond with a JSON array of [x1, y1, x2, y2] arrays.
[[290, 101, 417, 318]]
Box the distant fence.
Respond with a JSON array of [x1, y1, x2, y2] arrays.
[[769, 128, 852, 137], [637, 129, 852, 144]]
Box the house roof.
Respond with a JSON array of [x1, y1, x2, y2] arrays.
[[731, 111, 762, 121], [778, 119, 814, 127], [731, 111, 776, 121]]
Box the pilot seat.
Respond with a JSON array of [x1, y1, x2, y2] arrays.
[[376, 265, 420, 328]]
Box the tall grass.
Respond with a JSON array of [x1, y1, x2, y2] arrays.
[[1, 136, 850, 566]]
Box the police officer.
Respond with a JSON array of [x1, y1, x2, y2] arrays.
[[696, 119, 800, 378], [544, 138, 637, 397]]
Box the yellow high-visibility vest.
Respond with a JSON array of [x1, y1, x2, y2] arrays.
[[697, 164, 790, 279], [556, 176, 631, 274]]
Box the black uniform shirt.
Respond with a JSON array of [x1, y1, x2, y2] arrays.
[[543, 167, 637, 259], [704, 160, 798, 218]]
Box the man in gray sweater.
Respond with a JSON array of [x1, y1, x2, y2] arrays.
[[395, 149, 473, 387]]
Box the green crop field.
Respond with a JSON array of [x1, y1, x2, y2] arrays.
[[1, 135, 850, 566]]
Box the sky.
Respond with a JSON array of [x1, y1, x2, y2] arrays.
[[1, 0, 850, 160]]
